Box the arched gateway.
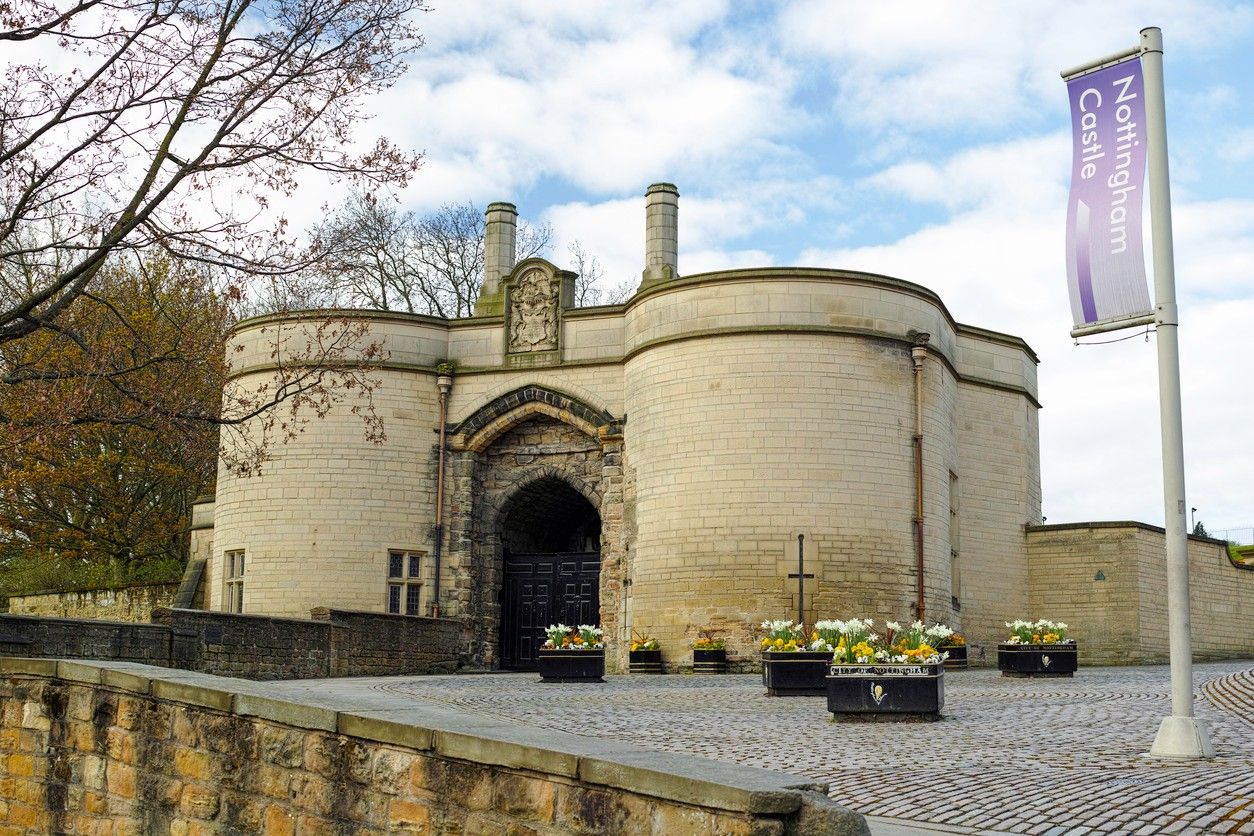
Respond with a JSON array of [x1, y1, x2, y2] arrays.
[[443, 385, 627, 670], [497, 475, 601, 669]]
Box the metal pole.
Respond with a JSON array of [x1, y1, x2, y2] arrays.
[[1141, 26, 1213, 760]]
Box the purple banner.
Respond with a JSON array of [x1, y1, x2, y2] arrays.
[[1065, 57, 1152, 330]]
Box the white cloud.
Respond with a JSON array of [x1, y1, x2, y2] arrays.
[[800, 132, 1254, 527], [778, 1, 1254, 136], [368, 3, 797, 204]]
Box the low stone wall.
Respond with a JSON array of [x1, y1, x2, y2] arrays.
[[6, 583, 178, 622], [0, 608, 461, 681], [151, 607, 333, 679], [0, 614, 171, 666], [1026, 522, 1254, 665], [311, 608, 461, 678], [0, 659, 867, 835]]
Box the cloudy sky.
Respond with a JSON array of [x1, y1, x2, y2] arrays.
[[311, 1, 1253, 534]]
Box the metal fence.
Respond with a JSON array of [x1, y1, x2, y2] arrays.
[[1211, 526, 1253, 545]]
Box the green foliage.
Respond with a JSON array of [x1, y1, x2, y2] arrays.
[[0, 552, 183, 603]]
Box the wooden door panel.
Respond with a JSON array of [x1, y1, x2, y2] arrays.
[[500, 552, 600, 670]]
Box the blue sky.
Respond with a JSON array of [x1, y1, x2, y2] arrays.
[[290, 1, 1254, 533]]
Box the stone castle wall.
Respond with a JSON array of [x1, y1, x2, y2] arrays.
[[5, 583, 178, 623], [211, 267, 1041, 668], [1025, 522, 1254, 664], [0, 659, 866, 834]]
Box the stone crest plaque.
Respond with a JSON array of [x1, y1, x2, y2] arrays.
[[508, 266, 559, 353]]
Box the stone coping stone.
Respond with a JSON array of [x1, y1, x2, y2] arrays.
[[577, 748, 819, 815], [0, 657, 863, 822]]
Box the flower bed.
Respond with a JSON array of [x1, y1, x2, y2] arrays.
[[759, 621, 830, 695], [940, 634, 968, 670], [997, 619, 1077, 678], [822, 619, 950, 720], [628, 633, 663, 674], [692, 635, 727, 674], [537, 624, 605, 683]]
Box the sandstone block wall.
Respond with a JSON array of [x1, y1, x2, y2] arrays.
[[624, 332, 942, 661], [210, 364, 444, 619], [0, 659, 867, 835], [953, 384, 1041, 664], [214, 268, 1041, 671], [5, 584, 178, 623], [1025, 522, 1254, 664]]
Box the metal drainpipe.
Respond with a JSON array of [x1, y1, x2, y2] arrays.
[[910, 336, 930, 623], [431, 372, 453, 617]]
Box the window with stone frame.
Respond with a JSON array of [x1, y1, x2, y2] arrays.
[[387, 550, 423, 616], [224, 549, 245, 613]]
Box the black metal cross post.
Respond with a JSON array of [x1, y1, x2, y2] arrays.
[[787, 534, 815, 627]]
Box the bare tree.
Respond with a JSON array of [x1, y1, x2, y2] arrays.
[[310, 193, 551, 317], [568, 240, 634, 307], [1, 0, 426, 469]]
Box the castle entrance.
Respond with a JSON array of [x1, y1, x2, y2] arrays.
[[497, 476, 601, 669]]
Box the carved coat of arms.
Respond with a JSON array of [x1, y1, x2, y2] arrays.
[[509, 268, 559, 352]]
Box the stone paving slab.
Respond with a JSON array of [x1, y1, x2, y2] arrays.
[[269, 661, 1254, 835]]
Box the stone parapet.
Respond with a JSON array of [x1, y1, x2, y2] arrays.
[[0, 608, 462, 680], [5, 583, 178, 623], [1025, 522, 1254, 664], [0, 659, 868, 834]]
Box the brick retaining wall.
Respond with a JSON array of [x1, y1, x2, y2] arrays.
[[0, 659, 867, 834]]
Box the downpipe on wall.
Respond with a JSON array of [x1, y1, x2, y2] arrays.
[[911, 335, 930, 624], [431, 371, 453, 618]]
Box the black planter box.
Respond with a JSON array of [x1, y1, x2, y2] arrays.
[[761, 651, 833, 696], [997, 643, 1078, 677], [942, 645, 968, 670], [536, 649, 605, 682], [692, 648, 727, 674], [629, 649, 663, 674], [826, 663, 944, 720]]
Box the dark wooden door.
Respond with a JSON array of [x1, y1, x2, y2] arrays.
[[500, 551, 599, 670]]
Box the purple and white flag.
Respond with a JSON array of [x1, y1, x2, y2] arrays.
[[1065, 57, 1153, 331]]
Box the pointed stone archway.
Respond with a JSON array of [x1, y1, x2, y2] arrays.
[[441, 386, 626, 669], [496, 475, 601, 669]]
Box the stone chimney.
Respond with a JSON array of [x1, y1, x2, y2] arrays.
[[640, 182, 678, 289], [475, 201, 517, 316]]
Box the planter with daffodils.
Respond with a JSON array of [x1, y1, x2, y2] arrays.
[[940, 633, 968, 670], [628, 632, 663, 674], [760, 621, 832, 696], [823, 619, 949, 720], [537, 624, 605, 682], [692, 635, 727, 674], [997, 619, 1077, 677]]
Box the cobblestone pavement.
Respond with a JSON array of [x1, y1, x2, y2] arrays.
[[272, 661, 1254, 835]]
